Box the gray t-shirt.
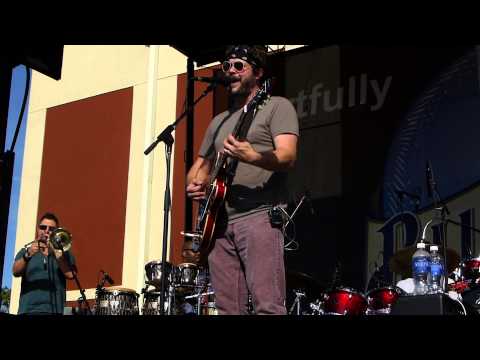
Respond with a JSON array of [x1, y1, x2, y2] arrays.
[[199, 96, 299, 222]]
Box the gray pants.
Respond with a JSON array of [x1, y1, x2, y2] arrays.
[[208, 210, 287, 315]]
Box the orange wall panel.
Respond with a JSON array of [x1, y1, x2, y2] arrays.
[[37, 88, 133, 291]]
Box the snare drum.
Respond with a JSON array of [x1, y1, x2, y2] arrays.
[[366, 286, 404, 315], [175, 263, 199, 291], [95, 287, 139, 315], [145, 261, 173, 288], [322, 287, 367, 315]]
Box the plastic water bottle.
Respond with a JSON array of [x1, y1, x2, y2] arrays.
[[412, 242, 430, 295], [429, 245, 444, 294]]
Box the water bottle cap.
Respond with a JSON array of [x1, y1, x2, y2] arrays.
[[417, 242, 426, 249], [430, 245, 438, 251]]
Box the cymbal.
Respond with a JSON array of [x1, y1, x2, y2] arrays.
[[389, 244, 460, 278], [285, 271, 325, 296]]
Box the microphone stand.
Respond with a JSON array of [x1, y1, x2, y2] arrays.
[[427, 161, 451, 294], [144, 83, 217, 315], [54, 244, 92, 315]]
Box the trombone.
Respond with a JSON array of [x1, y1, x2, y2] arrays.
[[23, 228, 73, 253]]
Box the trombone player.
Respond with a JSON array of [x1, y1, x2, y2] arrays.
[[12, 212, 76, 315]]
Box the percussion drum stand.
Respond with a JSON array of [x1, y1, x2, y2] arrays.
[[196, 282, 209, 315], [167, 282, 176, 315]]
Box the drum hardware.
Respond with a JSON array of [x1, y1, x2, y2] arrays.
[[247, 293, 254, 315], [286, 270, 325, 315], [288, 290, 306, 315], [141, 261, 217, 315], [166, 282, 176, 315], [309, 299, 324, 315]]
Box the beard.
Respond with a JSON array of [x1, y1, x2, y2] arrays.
[[229, 74, 257, 98]]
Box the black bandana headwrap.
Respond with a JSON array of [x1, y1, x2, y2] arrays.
[[224, 45, 268, 69]]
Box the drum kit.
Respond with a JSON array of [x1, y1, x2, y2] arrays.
[[91, 250, 480, 316], [93, 261, 218, 315], [289, 251, 480, 316], [285, 271, 405, 316]]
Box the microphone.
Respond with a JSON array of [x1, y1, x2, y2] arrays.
[[191, 75, 236, 86], [101, 270, 115, 285], [426, 160, 435, 199], [304, 190, 315, 215]]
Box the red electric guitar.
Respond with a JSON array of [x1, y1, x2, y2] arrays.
[[182, 79, 271, 263]]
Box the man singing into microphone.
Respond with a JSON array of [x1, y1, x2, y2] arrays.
[[184, 45, 299, 315], [12, 212, 76, 315]]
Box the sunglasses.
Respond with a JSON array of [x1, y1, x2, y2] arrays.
[[39, 225, 57, 231], [222, 60, 250, 73]]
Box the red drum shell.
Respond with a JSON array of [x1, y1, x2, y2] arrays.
[[367, 287, 403, 312], [323, 288, 367, 315], [463, 258, 480, 283]]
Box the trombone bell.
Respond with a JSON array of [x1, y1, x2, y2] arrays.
[[50, 228, 72, 252]]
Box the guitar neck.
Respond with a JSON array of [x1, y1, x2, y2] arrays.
[[207, 80, 270, 186]]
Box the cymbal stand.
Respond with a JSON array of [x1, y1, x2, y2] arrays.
[[288, 289, 305, 315]]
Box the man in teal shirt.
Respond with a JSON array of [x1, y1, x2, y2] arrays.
[[13, 212, 76, 315]]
